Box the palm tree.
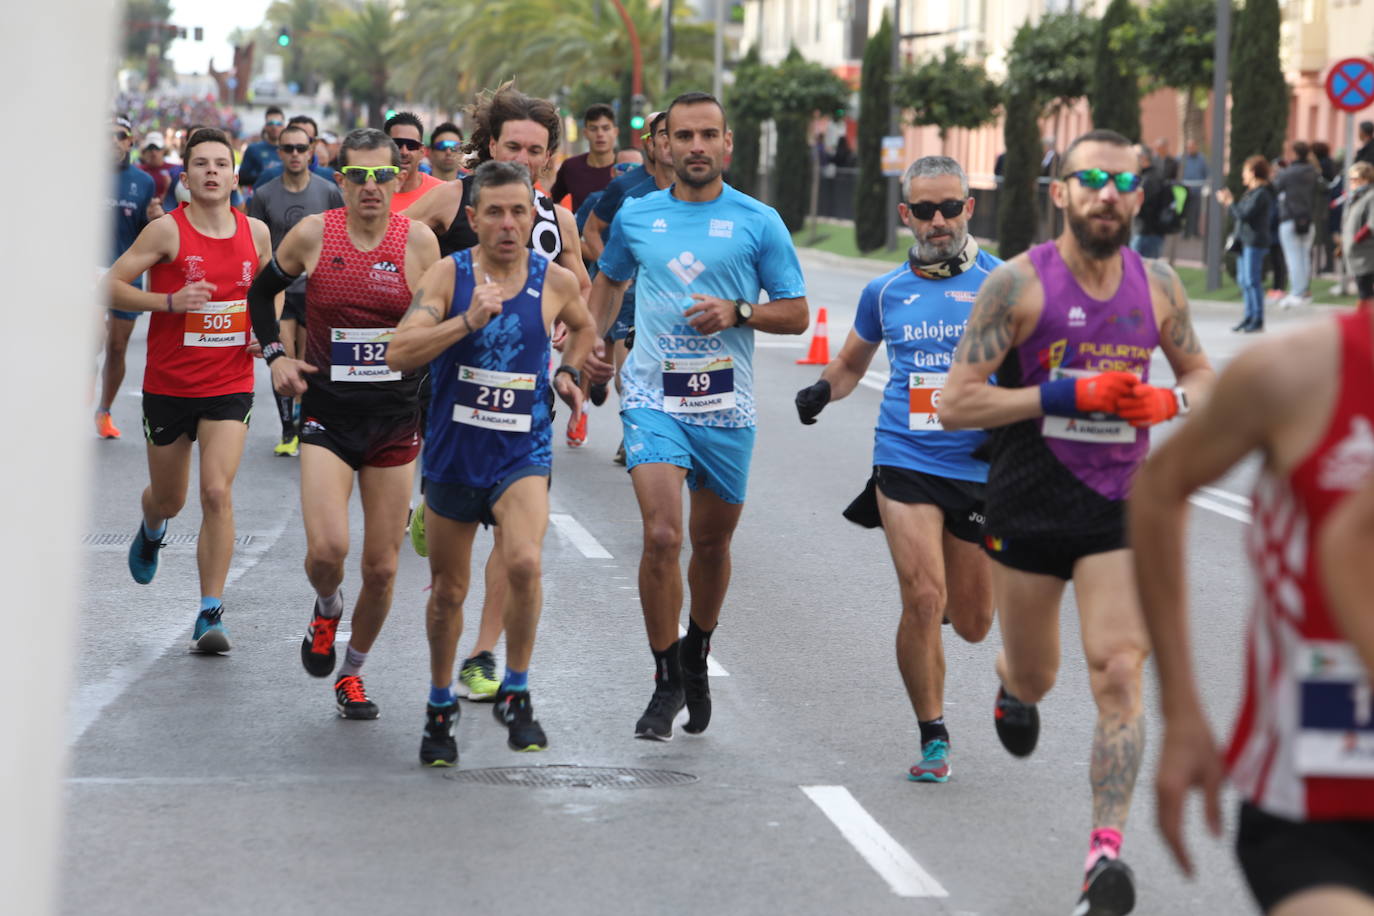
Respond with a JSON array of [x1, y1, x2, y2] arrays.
[[265, 0, 342, 95], [318, 0, 400, 129]]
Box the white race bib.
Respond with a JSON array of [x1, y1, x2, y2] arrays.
[[183, 299, 248, 348], [330, 327, 400, 382], [453, 365, 536, 433], [1294, 640, 1374, 778], [662, 355, 736, 414], [908, 372, 947, 431], [1042, 368, 1135, 444]]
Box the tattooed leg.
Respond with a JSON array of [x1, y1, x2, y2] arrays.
[[1091, 709, 1145, 830]]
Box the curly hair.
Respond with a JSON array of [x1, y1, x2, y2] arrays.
[[462, 82, 561, 166]]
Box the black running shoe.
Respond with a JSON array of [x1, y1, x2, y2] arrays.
[[589, 381, 608, 407], [1073, 857, 1136, 916], [300, 597, 341, 678], [420, 701, 460, 766], [492, 688, 547, 751], [994, 686, 1040, 757], [334, 674, 379, 720], [635, 683, 685, 741], [682, 667, 711, 734]]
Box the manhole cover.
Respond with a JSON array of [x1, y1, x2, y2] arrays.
[[81, 533, 254, 547], [443, 765, 697, 789]]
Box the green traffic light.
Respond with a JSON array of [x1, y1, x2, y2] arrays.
[[277, 33, 290, 47], [630, 116, 645, 129]]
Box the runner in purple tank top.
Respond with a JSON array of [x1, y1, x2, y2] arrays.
[[940, 129, 1215, 916]]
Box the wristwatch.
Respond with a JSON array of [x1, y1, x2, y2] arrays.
[[734, 299, 754, 327], [1172, 386, 1191, 416], [555, 364, 581, 386]]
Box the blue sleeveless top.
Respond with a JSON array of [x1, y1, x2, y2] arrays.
[[423, 249, 552, 488]]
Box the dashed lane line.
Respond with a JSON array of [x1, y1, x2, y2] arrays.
[[801, 785, 948, 898]]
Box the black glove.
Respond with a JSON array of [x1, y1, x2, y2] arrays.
[[795, 379, 832, 425]]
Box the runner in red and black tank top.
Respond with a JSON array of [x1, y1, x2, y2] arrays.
[[146, 206, 258, 397], [302, 207, 417, 416]]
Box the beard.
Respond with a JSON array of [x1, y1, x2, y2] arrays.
[[675, 158, 721, 188], [911, 225, 966, 264], [1066, 205, 1131, 259]]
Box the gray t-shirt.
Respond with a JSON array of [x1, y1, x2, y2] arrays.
[[247, 173, 343, 295]]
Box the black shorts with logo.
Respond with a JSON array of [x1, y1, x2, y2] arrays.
[[980, 503, 1126, 581], [300, 409, 421, 470], [1236, 802, 1374, 912], [142, 392, 253, 446], [843, 465, 986, 543]]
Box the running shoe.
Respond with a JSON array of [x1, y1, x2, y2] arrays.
[[273, 433, 300, 457], [409, 501, 428, 558], [420, 700, 460, 766], [127, 522, 165, 585], [567, 412, 588, 448], [190, 605, 231, 654], [635, 683, 685, 741], [613, 440, 627, 466], [908, 738, 952, 783], [682, 667, 711, 734], [589, 381, 608, 407], [994, 686, 1040, 757], [95, 411, 121, 439], [300, 597, 341, 678], [1073, 857, 1136, 916], [334, 674, 379, 720], [493, 689, 548, 751], [457, 651, 499, 701]]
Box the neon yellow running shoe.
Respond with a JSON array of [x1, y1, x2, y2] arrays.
[[409, 501, 428, 557], [457, 650, 499, 701], [273, 434, 300, 457]]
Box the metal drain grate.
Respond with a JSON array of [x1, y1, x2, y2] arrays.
[[443, 765, 697, 789], [81, 533, 255, 547]]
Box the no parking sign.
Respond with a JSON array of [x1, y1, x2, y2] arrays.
[[1326, 58, 1374, 113]]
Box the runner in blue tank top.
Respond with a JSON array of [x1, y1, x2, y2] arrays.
[[940, 130, 1216, 915], [388, 161, 598, 765], [794, 157, 997, 786], [588, 92, 810, 741]]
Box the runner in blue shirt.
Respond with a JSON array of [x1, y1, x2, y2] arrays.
[[237, 107, 285, 193], [589, 92, 809, 741], [97, 116, 162, 439], [794, 156, 998, 784]]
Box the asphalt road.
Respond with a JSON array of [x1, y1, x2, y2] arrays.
[[63, 249, 1321, 915]]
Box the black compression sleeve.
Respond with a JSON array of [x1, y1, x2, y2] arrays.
[[247, 256, 298, 348]]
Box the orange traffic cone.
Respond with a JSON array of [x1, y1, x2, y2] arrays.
[[796, 307, 831, 365]]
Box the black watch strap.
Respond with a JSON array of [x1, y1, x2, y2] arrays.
[[262, 342, 286, 365], [555, 364, 581, 386]]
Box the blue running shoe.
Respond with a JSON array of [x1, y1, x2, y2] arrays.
[[128, 522, 165, 585], [190, 605, 231, 654], [908, 738, 952, 783]]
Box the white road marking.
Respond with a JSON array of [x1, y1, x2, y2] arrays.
[[1190, 493, 1252, 524], [677, 626, 729, 677], [548, 514, 612, 559], [67, 515, 291, 746], [1199, 485, 1252, 508], [754, 339, 805, 349], [859, 371, 886, 393], [801, 785, 948, 898]]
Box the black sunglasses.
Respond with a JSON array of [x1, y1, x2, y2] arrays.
[[339, 165, 400, 185], [392, 137, 423, 151], [905, 199, 966, 221], [278, 143, 312, 154], [113, 131, 130, 142], [431, 139, 460, 151]]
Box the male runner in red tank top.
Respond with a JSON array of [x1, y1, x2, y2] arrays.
[[107, 127, 272, 653], [1133, 302, 1374, 915], [247, 128, 440, 720]]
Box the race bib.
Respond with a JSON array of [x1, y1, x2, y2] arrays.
[[330, 327, 400, 382], [1294, 640, 1374, 778], [1042, 368, 1135, 444], [662, 356, 735, 414], [183, 299, 248, 348], [453, 365, 535, 433], [908, 372, 947, 430]]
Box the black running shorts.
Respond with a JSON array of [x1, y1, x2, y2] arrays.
[[843, 465, 987, 543], [1236, 802, 1374, 912], [142, 391, 253, 446], [300, 410, 421, 470], [281, 290, 307, 325], [981, 501, 1126, 581]]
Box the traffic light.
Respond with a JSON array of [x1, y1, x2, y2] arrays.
[[629, 94, 649, 131], [277, 28, 291, 47]]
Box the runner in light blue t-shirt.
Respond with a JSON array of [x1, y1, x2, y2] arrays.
[[794, 155, 997, 787], [589, 92, 809, 743]]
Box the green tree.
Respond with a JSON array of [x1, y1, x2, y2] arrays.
[[1089, 0, 1142, 142], [121, 0, 175, 69], [318, 1, 400, 129], [1006, 9, 1098, 120], [1134, 0, 1225, 145], [892, 46, 1001, 143], [769, 48, 850, 232], [726, 47, 767, 197], [998, 83, 1042, 260], [1229, 0, 1287, 197], [266, 0, 340, 95], [855, 13, 891, 253]]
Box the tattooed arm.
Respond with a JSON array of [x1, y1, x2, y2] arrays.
[[1146, 259, 1215, 408], [938, 258, 1044, 430], [386, 257, 463, 371]]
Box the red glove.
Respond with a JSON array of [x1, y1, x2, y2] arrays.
[[1117, 382, 1179, 427], [1075, 371, 1139, 413]]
